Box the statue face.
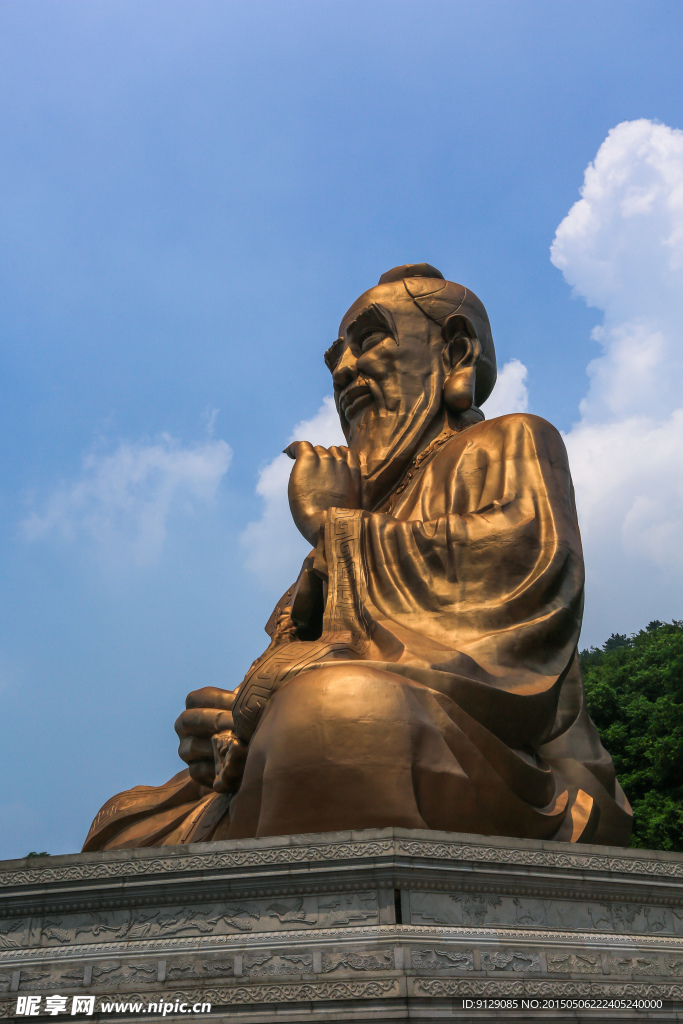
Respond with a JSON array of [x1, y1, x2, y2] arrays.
[[326, 281, 448, 497]]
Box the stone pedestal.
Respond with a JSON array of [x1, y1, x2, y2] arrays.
[[1, 828, 683, 1021]]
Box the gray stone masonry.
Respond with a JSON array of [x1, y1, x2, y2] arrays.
[[1, 828, 683, 1021]]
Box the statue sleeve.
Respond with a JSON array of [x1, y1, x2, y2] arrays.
[[360, 414, 584, 683]]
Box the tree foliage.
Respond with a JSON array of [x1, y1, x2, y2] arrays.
[[580, 620, 683, 852]]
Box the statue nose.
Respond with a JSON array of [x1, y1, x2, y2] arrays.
[[332, 347, 358, 389]]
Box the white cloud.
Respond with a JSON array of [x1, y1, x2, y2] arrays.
[[240, 396, 344, 586], [482, 358, 529, 419], [22, 434, 232, 565], [551, 119, 683, 643]]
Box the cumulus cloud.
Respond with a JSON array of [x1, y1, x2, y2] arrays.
[[22, 434, 232, 565], [241, 396, 344, 587], [482, 358, 529, 419], [551, 119, 683, 643]]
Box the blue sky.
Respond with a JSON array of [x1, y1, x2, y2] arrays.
[[2, 1, 683, 859]]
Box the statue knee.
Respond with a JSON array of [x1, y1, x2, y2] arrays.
[[245, 663, 427, 791], [264, 663, 412, 733]]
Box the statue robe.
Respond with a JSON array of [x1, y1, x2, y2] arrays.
[[83, 413, 632, 851]]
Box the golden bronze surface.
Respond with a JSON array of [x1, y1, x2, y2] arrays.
[[83, 265, 632, 851]]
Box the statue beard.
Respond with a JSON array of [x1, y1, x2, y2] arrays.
[[343, 374, 443, 510]]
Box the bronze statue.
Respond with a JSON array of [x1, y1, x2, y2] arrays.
[[83, 264, 633, 851]]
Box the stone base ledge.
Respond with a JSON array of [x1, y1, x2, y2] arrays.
[[1, 827, 683, 1021]]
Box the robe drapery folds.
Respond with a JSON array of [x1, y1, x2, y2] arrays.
[[83, 414, 633, 851]]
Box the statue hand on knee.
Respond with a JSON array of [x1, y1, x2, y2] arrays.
[[174, 686, 240, 789]]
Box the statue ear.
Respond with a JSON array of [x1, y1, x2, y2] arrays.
[[441, 314, 482, 413]]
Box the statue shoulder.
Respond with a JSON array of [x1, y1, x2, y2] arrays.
[[426, 414, 571, 483], [456, 414, 570, 471], [479, 412, 566, 447]]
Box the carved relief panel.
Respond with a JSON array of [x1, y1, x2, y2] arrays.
[[481, 951, 541, 973], [165, 958, 234, 983], [91, 962, 157, 988], [411, 949, 474, 972], [0, 918, 30, 949], [243, 953, 313, 977], [547, 952, 602, 974], [321, 949, 393, 973], [409, 889, 680, 936], [19, 967, 85, 991], [36, 890, 380, 948]]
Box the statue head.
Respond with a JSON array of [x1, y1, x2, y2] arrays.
[[325, 264, 497, 501]]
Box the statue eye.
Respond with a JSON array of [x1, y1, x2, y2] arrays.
[[360, 329, 386, 352]]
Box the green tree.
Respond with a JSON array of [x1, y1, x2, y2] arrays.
[[580, 619, 683, 852]]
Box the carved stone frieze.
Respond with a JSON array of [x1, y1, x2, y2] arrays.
[[317, 892, 378, 927], [22, 966, 84, 990], [666, 956, 683, 976], [546, 952, 601, 974], [414, 977, 683, 998], [16, 970, 52, 990], [244, 953, 313, 976], [66, 979, 400, 1005], [33, 893, 382, 950], [164, 961, 199, 982], [396, 838, 683, 880], [481, 951, 541, 973], [42, 911, 128, 945], [0, 840, 397, 890], [0, 920, 27, 949], [209, 979, 400, 1003], [321, 949, 393, 972], [266, 898, 315, 927], [0, 981, 400, 1018], [40, 903, 265, 947], [644, 906, 669, 932], [631, 955, 662, 976], [607, 954, 661, 976], [166, 957, 234, 982], [410, 888, 681, 936], [199, 957, 234, 978], [511, 896, 547, 927], [91, 962, 157, 987], [411, 948, 473, 971], [450, 893, 502, 925], [127, 906, 246, 939]]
